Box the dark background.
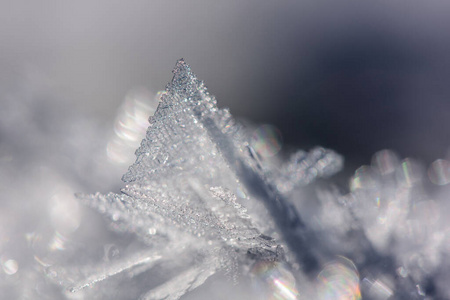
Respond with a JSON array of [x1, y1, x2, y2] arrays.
[[1, 1, 450, 177]]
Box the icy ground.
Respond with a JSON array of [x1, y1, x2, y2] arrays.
[[1, 60, 450, 299]]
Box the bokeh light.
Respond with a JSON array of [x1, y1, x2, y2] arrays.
[[250, 125, 283, 158], [107, 88, 161, 165], [396, 159, 422, 187], [349, 166, 377, 192], [251, 261, 299, 300], [361, 277, 393, 300], [316, 257, 361, 300], [1, 258, 18, 275], [371, 150, 399, 176], [428, 159, 450, 185]]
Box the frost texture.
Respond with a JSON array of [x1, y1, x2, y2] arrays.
[[4, 60, 448, 299], [69, 59, 342, 299]]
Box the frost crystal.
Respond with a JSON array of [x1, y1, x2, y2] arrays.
[[68, 59, 342, 299]]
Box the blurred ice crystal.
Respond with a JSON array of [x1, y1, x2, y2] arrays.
[[314, 149, 450, 299], [107, 88, 161, 166]]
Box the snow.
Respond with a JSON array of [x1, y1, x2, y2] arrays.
[[1, 59, 449, 299]]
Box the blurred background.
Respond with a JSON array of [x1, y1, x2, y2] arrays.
[[2, 1, 450, 175]]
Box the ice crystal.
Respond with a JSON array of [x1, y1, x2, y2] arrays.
[[310, 150, 450, 299], [65, 59, 343, 299], [3, 59, 449, 299]]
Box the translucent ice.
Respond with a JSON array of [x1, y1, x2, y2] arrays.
[[70, 60, 344, 299]]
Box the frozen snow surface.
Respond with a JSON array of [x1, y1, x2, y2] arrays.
[[1, 60, 450, 299]]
